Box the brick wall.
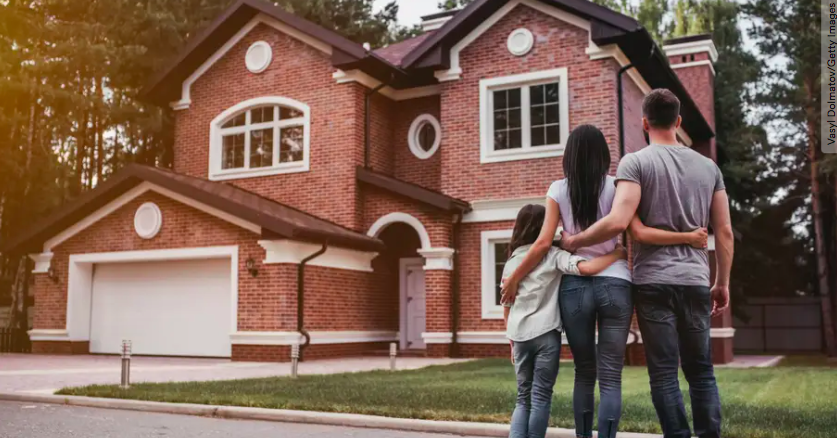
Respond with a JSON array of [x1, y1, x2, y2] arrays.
[[439, 5, 622, 201], [668, 51, 716, 160], [392, 96, 443, 191], [174, 23, 366, 231]]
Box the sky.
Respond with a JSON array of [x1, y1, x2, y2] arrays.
[[373, 0, 441, 26]]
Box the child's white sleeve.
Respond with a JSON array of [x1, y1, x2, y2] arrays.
[[553, 248, 585, 275]]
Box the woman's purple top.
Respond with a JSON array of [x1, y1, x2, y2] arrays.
[[547, 176, 632, 282]]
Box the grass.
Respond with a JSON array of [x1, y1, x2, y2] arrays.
[[57, 360, 837, 438], [776, 354, 837, 368]]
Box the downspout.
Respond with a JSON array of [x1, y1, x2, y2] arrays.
[[364, 73, 396, 169], [298, 243, 328, 361], [450, 214, 464, 357], [617, 62, 634, 159]]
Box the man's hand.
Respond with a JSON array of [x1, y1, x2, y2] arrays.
[[688, 227, 709, 249], [500, 278, 519, 305], [509, 341, 515, 365], [560, 231, 580, 253], [711, 283, 730, 317], [613, 244, 628, 260]]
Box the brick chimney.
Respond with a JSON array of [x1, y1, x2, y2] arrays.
[[663, 34, 718, 160]]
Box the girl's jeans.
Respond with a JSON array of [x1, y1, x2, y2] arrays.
[[559, 275, 633, 438], [510, 330, 562, 438]]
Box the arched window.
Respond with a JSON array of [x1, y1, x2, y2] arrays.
[[209, 97, 310, 180]]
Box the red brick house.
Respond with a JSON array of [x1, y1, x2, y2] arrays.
[[4, 0, 733, 363]]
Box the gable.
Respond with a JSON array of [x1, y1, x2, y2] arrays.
[[171, 14, 333, 110]]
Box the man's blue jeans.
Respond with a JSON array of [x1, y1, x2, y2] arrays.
[[510, 330, 562, 438], [559, 275, 633, 438], [634, 284, 722, 438]]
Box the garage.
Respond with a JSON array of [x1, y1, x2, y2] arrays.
[[88, 258, 233, 357]]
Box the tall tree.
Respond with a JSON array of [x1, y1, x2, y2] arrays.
[[746, 0, 836, 355]]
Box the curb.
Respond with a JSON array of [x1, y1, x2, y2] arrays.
[[0, 392, 657, 438]]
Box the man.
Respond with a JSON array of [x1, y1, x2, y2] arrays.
[[561, 89, 733, 438]]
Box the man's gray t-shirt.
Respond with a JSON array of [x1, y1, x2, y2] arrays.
[[616, 144, 725, 286]]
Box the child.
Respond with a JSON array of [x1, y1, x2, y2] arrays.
[[502, 204, 626, 438]]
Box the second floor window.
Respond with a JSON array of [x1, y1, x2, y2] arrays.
[[479, 68, 569, 164], [210, 97, 310, 180]]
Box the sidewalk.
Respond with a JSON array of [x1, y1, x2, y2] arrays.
[[0, 392, 660, 438], [0, 354, 468, 394]]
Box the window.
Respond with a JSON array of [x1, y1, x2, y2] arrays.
[[209, 97, 310, 180], [481, 229, 513, 319], [408, 114, 442, 159], [479, 68, 569, 163]]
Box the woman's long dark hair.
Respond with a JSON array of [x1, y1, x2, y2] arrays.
[[563, 125, 611, 231], [509, 204, 546, 257]]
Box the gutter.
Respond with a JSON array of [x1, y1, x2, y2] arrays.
[[298, 243, 328, 360]]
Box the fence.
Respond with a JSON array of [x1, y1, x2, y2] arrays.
[[734, 297, 824, 353], [0, 328, 31, 353]]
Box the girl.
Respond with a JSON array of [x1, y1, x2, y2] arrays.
[[503, 204, 626, 438], [501, 125, 706, 438]]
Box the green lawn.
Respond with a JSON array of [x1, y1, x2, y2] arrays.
[[57, 360, 837, 438]]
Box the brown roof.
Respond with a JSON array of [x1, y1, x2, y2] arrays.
[[356, 167, 470, 213], [373, 33, 435, 67], [1, 165, 383, 255]]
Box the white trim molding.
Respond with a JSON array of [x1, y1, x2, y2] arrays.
[[230, 330, 398, 345], [422, 15, 453, 32], [663, 39, 719, 63], [481, 229, 513, 319], [42, 182, 260, 253], [418, 247, 455, 271], [463, 196, 544, 223], [29, 252, 54, 274], [710, 327, 736, 338], [66, 246, 239, 343], [170, 14, 333, 110], [133, 202, 163, 239], [507, 28, 534, 56], [209, 96, 311, 181], [408, 114, 442, 160], [671, 60, 716, 76], [422, 332, 454, 344], [258, 240, 378, 272], [27, 329, 70, 342], [333, 70, 442, 101], [367, 212, 432, 250], [479, 68, 570, 164]]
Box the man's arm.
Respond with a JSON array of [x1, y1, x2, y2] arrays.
[[710, 189, 734, 316], [562, 181, 641, 252]]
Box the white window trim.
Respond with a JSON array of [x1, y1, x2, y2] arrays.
[[408, 114, 442, 160], [245, 41, 273, 74], [209, 96, 311, 181], [480, 68, 570, 164], [481, 229, 513, 319]]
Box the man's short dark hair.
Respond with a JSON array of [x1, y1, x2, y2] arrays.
[[643, 89, 681, 129]]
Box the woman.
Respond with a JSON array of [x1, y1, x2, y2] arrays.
[[501, 125, 705, 438]]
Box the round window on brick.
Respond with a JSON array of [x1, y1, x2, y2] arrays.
[[408, 114, 441, 160], [134, 202, 162, 239], [507, 28, 534, 56], [245, 41, 273, 74]]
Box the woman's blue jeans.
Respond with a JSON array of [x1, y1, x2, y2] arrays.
[[510, 330, 562, 438], [559, 275, 633, 438]]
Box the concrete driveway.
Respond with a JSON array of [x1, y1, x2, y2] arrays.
[[0, 354, 467, 395]]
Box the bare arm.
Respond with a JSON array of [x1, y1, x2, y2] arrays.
[[710, 189, 734, 316], [577, 245, 628, 276], [500, 197, 560, 304], [629, 215, 708, 248], [562, 182, 641, 252]]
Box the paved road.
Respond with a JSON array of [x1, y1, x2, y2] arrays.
[[0, 401, 479, 438]]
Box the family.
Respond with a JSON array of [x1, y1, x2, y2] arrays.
[[500, 89, 734, 438]]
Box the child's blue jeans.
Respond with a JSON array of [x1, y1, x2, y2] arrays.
[[510, 330, 562, 438]]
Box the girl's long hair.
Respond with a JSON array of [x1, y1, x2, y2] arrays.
[[563, 124, 611, 231], [509, 204, 546, 257]]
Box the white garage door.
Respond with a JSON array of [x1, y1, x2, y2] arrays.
[[89, 258, 232, 357]]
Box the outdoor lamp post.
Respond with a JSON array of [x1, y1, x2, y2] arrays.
[[121, 340, 132, 389], [390, 342, 397, 371], [291, 343, 300, 378]]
